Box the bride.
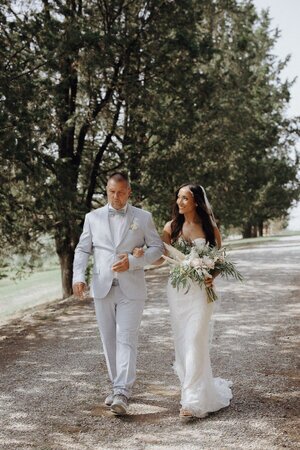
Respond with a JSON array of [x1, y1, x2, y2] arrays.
[[162, 183, 232, 420], [133, 183, 232, 420]]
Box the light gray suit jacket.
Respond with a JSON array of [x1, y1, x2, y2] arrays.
[[72, 204, 164, 299]]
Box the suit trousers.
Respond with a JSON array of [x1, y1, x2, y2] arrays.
[[94, 285, 145, 398]]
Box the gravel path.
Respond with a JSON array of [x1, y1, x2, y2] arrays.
[[0, 237, 299, 449]]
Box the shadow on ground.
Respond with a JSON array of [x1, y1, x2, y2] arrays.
[[0, 241, 299, 449]]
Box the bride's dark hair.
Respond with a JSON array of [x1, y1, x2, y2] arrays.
[[170, 183, 216, 247]]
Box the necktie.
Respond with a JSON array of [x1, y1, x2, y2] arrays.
[[109, 208, 126, 216]]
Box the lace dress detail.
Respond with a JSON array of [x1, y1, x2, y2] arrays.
[[167, 238, 232, 417]]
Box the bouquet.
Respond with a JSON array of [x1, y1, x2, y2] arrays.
[[163, 239, 243, 303]]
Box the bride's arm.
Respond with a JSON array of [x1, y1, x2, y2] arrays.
[[146, 221, 172, 265], [148, 221, 172, 265], [162, 221, 172, 245]]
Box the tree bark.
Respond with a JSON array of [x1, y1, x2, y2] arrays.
[[258, 221, 264, 237], [55, 225, 79, 298], [242, 222, 252, 238], [58, 250, 74, 298]]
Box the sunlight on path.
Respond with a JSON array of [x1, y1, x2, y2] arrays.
[[0, 268, 61, 324], [0, 237, 299, 449]]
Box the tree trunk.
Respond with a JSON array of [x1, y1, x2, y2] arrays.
[[252, 225, 258, 238], [55, 226, 78, 298], [58, 250, 74, 298], [242, 222, 252, 238], [258, 221, 264, 237]]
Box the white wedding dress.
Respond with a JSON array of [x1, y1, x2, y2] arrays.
[[167, 238, 232, 417]]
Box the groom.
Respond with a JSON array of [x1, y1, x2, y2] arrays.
[[72, 172, 163, 415]]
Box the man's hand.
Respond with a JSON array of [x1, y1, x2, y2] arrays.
[[132, 247, 144, 258], [73, 282, 87, 300], [112, 253, 129, 272]]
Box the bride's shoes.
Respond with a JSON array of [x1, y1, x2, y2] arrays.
[[179, 408, 208, 421], [179, 408, 194, 422]]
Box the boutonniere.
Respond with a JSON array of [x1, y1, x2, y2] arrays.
[[129, 219, 139, 231]]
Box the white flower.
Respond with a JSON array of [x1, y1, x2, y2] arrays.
[[189, 247, 199, 260], [191, 257, 203, 268], [129, 220, 139, 231], [194, 240, 206, 250], [202, 256, 215, 270]]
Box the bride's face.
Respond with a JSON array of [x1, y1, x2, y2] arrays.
[[177, 187, 197, 214]]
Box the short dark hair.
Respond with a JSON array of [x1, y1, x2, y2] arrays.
[[107, 172, 129, 184]]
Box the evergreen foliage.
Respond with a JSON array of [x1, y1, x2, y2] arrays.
[[0, 0, 299, 293]]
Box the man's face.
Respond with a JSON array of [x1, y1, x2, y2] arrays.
[[106, 179, 131, 210]]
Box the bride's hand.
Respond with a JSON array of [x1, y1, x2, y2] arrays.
[[133, 247, 144, 258], [204, 276, 214, 288]]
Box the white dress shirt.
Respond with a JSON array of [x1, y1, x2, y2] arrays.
[[108, 204, 128, 279]]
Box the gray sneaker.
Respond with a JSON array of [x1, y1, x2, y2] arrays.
[[110, 394, 128, 415], [104, 393, 114, 407]]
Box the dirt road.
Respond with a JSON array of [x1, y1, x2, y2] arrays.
[[0, 237, 299, 449]]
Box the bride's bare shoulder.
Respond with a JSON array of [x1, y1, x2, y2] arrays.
[[163, 220, 173, 232]]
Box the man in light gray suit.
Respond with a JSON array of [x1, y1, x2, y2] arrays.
[[73, 172, 163, 415]]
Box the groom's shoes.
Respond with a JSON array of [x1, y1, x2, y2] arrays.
[[110, 394, 128, 415], [104, 393, 114, 407]]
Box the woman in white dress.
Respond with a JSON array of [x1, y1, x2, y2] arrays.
[[162, 183, 232, 420]]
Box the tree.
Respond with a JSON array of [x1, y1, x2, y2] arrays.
[[204, 4, 300, 236], [1, 0, 298, 295], [0, 0, 216, 294], [138, 1, 299, 234], [0, 2, 53, 276]]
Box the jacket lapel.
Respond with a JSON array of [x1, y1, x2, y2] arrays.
[[100, 204, 114, 245], [116, 204, 134, 247]]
